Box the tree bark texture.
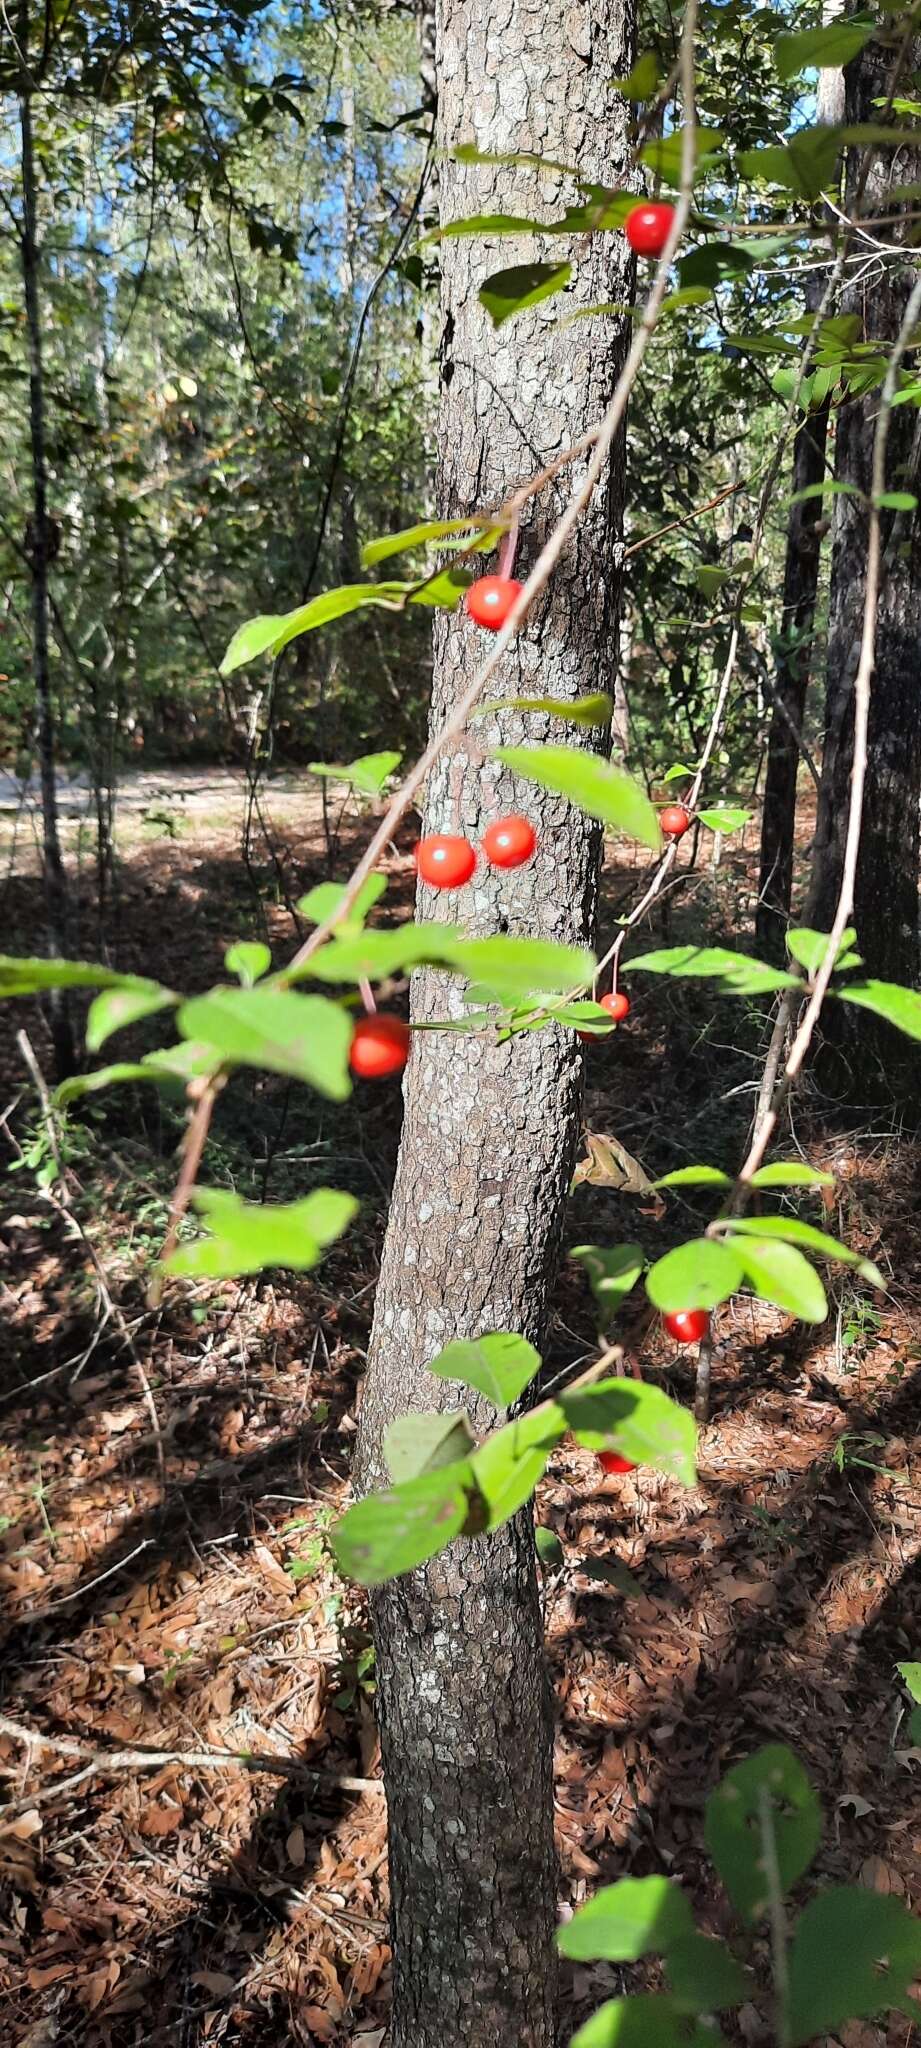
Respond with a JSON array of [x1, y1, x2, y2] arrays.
[[354, 1, 635, 2042], [807, 49, 921, 1095], [18, 19, 75, 1079]]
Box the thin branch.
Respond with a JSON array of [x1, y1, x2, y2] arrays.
[[0, 1713, 384, 1802]]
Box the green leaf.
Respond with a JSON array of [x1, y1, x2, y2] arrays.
[[217, 611, 289, 673], [361, 516, 504, 566], [720, 1215, 884, 1286], [220, 576, 468, 673], [581, 1555, 643, 1594], [664, 762, 698, 782], [493, 745, 661, 849], [734, 1237, 828, 1322], [874, 491, 918, 511], [705, 1744, 821, 1925], [176, 987, 352, 1099], [639, 128, 724, 188], [696, 564, 733, 598], [452, 934, 596, 1000], [297, 875, 388, 930], [558, 1875, 695, 1963], [56, 1061, 175, 1106], [838, 977, 921, 1043], [653, 1166, 732, 1189], [679, 242, 754, 289], [469, 1400, 565, 1526], [427, 1331, 542, 1408], [646, 1240, 744, 1312], [561, 1379, 697, 1485], [665, 1936, 750, 2012], [896, 1661, 921, 1704], [750, 1162, 835, 1188], [613, 51, 661, 99], [474, 691, 613, 725], [479, 260, 572, 327], [787, 479, 863, 506], [627, 945, 799, 997], [383, 1410, 476, 1483], [308, 751, 402, 796], [535, 1525, 565, 1569], [572, 1244, 645, 1322], [0, 955, 144, 997], [786, 1889, 921, 2044], [224, 942, 272, 987], [85, 982, 177, 1051], [164, 1187, 358, 1281], [776, 16, 875, 80], [300, 925, 594, 999], [331, 1459, 477, 1585], [696, 808, 750, 834], [739, 130, 841, 201], [572, 1994, 726, 2048], [786, 925, 858, 974]]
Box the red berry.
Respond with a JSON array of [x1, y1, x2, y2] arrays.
[[415, 833, 477, 889], [660, 804, 691, 840], [625, 202, 676, 258], [598, 1451, 636, 1475], [481, 815, 537, 869], [601, 991, 630, 1023], [349, 1013, 410, 1080], [663, 1307, 711, 1345], [465, 575, 524, 631]]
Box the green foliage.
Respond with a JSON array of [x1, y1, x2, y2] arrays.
[[426, 1332, 542, 1408], [493, 745, 661, 849], [308, 751, 402, 796], [86, 982, 178, 1049], [786, 1891, 921, 2043], [646, 1239, 745, 1312], [837, 978, 921, 1042], [164, 1186, 358, 1280], [177, 986, 353, 1098], [729, 1236, 828, 1322], [474, 691, 613, 725], [572, 1244, 645, 1322], [383, 1411, 476, 1483], [559, 1876, 695, 1963], [774, 16, 876, 81], [479, 261, 573, 327], [627, 946, 799, 996], [220, 572, 469, 674], [704, 1744, 820, 1924], [224, 942, 273, 987]]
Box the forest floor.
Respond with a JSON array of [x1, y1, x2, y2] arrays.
[[0, 770, 919, 2048]]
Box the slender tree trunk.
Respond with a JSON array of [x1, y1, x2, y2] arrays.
[[807, 47, 921, 1096], [756, 55, 843, 963], [18, 15, 75, 1077], [354, 0, 635, 2041]]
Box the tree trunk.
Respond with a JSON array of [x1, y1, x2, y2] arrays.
[[353, 0, 635, 2041], [806, 48, 921, 1096], [18, 12, 75, 1078], [756, 55, 843, 964]]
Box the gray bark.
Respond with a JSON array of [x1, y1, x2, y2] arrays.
[[18, 8, 74, 1078], [807, 48, 921, 1096], [354, 0, 635, 2042]]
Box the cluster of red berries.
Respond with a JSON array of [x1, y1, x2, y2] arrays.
[[415, 812, 537, 889]]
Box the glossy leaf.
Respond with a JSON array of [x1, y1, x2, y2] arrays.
[[308, 751, 402, 796], [776, 16, 875, 79], [361, 516, 504, 565], [493, 744, 661, 849], [469, 1398, 566, 1526], [331, 1459, 477, 1585], [705, 1744, 821, 1924], [220, 575, 468, 673], [86, 982, 177, 1051], [224, 942, 272, 987], [721, 1215, 884, 1285], [383, 1410, 476, 1483], [786, 925, 857, 973], [480, 260, 572, 327], [572, 1995, 726, 2048], [696, 808, 750, 834], [734, 1237, 828, 1322], [561, 1380, 697, 1485], [665, 1936, 750, 2012], [535, 1525, 565, 1569], [837, 977, 921, 1043], [628, 945, 799, 997], [572, 1244, 645, 1322], [653, 1166, 731, 1189], [177, 987, 352, 1099], [427, 1331, 542, 1408], [0, 955, 149, 997], [558, 1875, 694, 1963], [646, 1239, 744, 1313], [474, 690, 613, 725], [749, 1162, 835, 1188], [786, 1889, 921, 2044], [164, 1186, 358, 1280]]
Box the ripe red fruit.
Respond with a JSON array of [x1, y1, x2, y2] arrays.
[[597, 1450, 636, 1475], [349, 1013, 410, 1079], [465, 575, 524, 630], [482, 814, 537, 869], [414, 833, 477, 889], [660, 804, 691, 840], [601, 990, 630, 1023], [663, 1307, 711, 1345], [625, 202, 676, 258]]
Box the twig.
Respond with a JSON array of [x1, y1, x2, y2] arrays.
[[0, 1712, 384, 1802], [758, 1782, 791, 2048], [150, 1077, 223, 1304]]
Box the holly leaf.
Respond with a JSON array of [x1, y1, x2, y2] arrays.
[[572, 1995, 726, 2048], [572, 1244, 645, 1321], [733, 1237, 828, 1323]]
